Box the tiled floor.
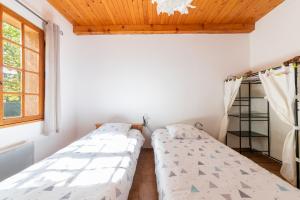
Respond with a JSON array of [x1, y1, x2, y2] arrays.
[[128, 149, 282, 200]]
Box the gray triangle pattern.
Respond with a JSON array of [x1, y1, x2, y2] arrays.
[[241, 181, 251, 189], [60, 192, 71, 200], [212, 173, 219, 178], [215, 166, 222, 172], [44, 185, 54, 191], [276, 184, 289, 191], [198, 170, 206, 175], [198, 161, 204, 165], [116, 188, 122, 198], [209, 181, 217, 188], [169, 171, 176, 177], [239, 190, 251, 198], [235, 160, 241, 164], [240, 169, 249, 175], [221, 194, 232, 200], [127, 174, 130, 182], [224, 162, 230, 166], [181, 169, 187, 174], [250, 168, 257, 173]]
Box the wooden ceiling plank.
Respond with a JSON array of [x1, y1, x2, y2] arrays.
[[132, 0, 142, 24], [160, 13, 167, 25], [223, 0, 254, 24], [126, 0, 137, 25], [74, 23, 255, 35], [181, 0, 200, 24], [194, 0, 219, 24], [113, 0, 129, 24], [142, 0, 149, 24], [204, 0, 229, 24], [190, 0, 213, 24], [137, 0, 145, 24], [151, 1, 160, 24], [253, 0, 283, 22], [211, 0, 239, 24], [239, 0, 283, 24], [48, 0, 285, 35], [86, 0, 108, 25], [48, 0, 77, 24], [66, 0, 95, 25], [169, 12, 178, 25], [100, 0, 117, 25], [147, 0, 153, 24]]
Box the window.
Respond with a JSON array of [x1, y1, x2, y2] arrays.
[[0, 5, 44, 126]]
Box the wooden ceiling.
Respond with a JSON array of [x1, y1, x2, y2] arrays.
[[48, 0, 283, 35]]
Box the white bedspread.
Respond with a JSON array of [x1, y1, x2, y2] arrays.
[[0, 129, 144, 200], [152, 129, 300, 200]]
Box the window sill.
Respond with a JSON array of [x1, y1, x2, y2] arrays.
[[0, 119, 44, 128]]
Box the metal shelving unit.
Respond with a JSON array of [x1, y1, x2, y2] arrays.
[[226, 79, 270, 155], [225, 56, 300, 188]]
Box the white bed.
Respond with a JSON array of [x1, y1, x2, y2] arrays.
[[0, 128, 144, 200], [152, 129, 300, 200]]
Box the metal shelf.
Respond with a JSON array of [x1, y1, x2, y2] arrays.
[[227, 131, 268, 138], [229, 113, 268, 119], [226, 80, 270, 157], [235, 97, 265, 101]]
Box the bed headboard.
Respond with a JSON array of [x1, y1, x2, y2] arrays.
[[95, 123, 143, 132]]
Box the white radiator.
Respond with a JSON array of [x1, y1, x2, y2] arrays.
[[0, 141, 34, 181]]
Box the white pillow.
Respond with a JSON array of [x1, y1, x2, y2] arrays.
[[166, 124, 204, 139], [97, 123, 131, 135]]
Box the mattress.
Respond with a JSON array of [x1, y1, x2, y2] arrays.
[[0, 129, 144, 200], [152, 129, 300, 200]]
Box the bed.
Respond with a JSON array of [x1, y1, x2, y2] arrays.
[[0, 124, 144, 200], [152, 128, 300, 200]]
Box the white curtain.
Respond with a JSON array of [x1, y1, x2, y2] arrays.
[[43, 22, 61, 135], [218, 77, 243, 143], [259, 65, 297, 185]]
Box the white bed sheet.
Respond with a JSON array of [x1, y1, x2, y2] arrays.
[[0, 129, 144, 200], [152, 129, 300, 200]]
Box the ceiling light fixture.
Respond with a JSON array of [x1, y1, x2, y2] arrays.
[[152, 0, 195, 16]]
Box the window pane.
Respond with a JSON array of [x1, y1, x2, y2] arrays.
[[25, 95, 38, 116], [24, 26, 39, 52], [3, 13, 22, 44], [25, 49, 39, 72], [3, 67, 21, 92], [25, 72, 39, 94], [3, 41, 22, 68], [3, 94, 21, 118]]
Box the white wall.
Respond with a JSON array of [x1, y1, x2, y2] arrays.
[[249, 0, 300, 160], [250, 0, 300, 69], [0, 0, 78, 162], [74, 34, 249, 142]]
